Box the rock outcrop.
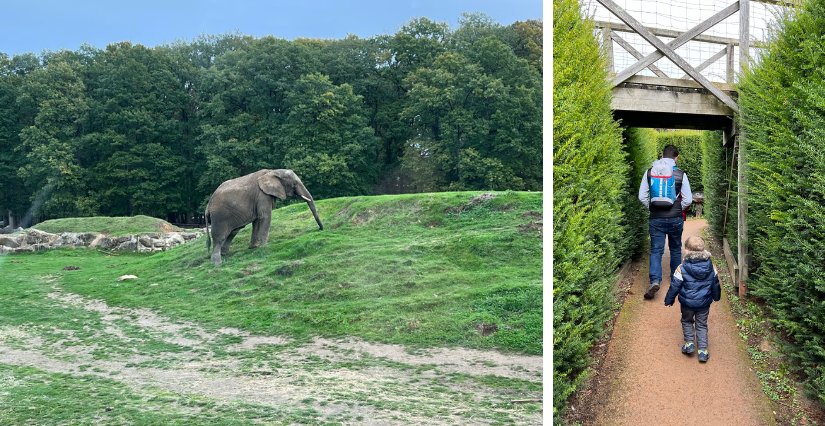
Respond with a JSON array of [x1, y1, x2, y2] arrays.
[[0, 229, 202, 254]]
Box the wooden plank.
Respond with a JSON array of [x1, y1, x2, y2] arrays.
[[727, 43, 735, 84], [612, 33, 668, 78], [739, 0, 749, 296], [603, 27, 615, 74], [594, 21, 753, 47], [611, 87, 734, 116], [599, 0, 740, 112], [723, 238, 739, 286], [741, 0, 751, 71], [621, 75, 736, 92], [607, 1, 741, 85], [678, 45, 729, 79], [612, 259, 634, 293], [723, 119, 738, 146]]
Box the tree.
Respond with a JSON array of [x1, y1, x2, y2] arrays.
[[281, 73, 379, 198], [400, 36, 542, 192], [16, 59, 90, 220]]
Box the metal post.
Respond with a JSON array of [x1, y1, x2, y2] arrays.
[[737, 0, 750, 296]]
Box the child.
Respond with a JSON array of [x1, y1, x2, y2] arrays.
[[663, 236, 721, 362]]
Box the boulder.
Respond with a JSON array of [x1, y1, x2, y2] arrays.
[[0, 235, 22, 248], [26, 229, 58, 245]]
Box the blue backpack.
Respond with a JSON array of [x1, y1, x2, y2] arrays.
[[649, 164, 680, 208]]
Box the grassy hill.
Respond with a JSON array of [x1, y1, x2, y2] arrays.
[[8, 191, 542, 354], [32, 215, 182, 236]]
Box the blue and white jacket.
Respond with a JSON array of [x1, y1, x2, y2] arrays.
[[664, 250, 721, 310]]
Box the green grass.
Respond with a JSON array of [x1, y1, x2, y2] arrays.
[[7, 191, 542, 354], [0, 365, 334, 425], [32, 215, 181, 236], [0, 192, 543, 424]]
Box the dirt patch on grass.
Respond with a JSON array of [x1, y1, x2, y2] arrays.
[[2, 284, 543, 425], [158, 222, 183, 233], [447, 192, 501, 214]]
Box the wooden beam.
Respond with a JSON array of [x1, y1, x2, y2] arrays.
[[608, 1, 741, 85], [612, 32, 668, 78], [611, 86, 735, 116], [678, 45, 729, 79], [727, 43, 735, 84], [594, 21, 754, 47], [598, 0, 740, 112], [602, 27, 615, 74], [738, 0, 750, 296], [620, 75, 736, 92], [723, 238, 740, 286]]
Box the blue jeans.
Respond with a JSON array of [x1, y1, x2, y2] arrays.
[[649, 217, 684, 284]]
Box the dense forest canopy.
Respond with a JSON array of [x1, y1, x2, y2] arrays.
[[0, 13, 542, 226]]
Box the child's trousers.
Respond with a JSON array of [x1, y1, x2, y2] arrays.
[[680, 305, 709, 349]]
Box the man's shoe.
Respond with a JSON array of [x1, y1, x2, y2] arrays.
[[644, 282, 660, 299], [682, 341, 695, 354], [698, 349, 709, 362]]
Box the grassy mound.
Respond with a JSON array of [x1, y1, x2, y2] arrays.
[[32, 215, 182, 236], [11, 191, 542, 355]]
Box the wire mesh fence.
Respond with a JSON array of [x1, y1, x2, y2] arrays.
[[583, 0, 793, 82]]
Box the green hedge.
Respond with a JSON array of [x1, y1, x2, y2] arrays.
[[738, 0, 825, 401], [656, 130, 705, 193], [701, 131, 737, 253], [553, 0, 629, 420], [621, 128, 658, 260]]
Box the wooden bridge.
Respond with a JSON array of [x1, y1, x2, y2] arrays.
[[592, 0, 795, 295]]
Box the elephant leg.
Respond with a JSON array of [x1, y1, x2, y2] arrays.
[[211, 239, 224, 265], [210, 222, 231, 266], [258, 214, 272, 246], [222, 227, 242, 256], [250, 215, 271, 248], [249, 219, 261, 248]]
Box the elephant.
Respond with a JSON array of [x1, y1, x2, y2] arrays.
[[205, 169, 323, 265]]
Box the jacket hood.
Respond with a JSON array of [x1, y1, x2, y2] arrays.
[[652, 157, 676, 168], [682, 250, 713, 280]]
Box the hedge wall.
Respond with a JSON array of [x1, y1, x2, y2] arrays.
[[553, 0, 629, 420], [738, 0, 825, 401], [701, 131, 737, 253], [621, 128, 658, 260]]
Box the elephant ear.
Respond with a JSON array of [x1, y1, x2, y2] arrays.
[[258, 172, 287, 200]]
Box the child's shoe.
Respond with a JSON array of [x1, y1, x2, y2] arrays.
[[698, 349, 709, 362], [681, 341, 695, 354]]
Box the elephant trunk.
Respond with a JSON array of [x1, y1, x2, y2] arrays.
[[297, 184, 323, 230]]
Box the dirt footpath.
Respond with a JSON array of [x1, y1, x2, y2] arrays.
[[593, 220, 775, 425]]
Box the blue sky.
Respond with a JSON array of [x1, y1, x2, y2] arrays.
[[2, 0, 544, 56]]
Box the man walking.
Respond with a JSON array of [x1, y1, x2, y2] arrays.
[[639, 144, 693, 299]]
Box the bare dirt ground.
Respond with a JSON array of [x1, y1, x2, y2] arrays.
[[564, 220, 776, 426], [0, 279, 543, 425]]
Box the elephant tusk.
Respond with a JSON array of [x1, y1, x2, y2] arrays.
[[301, 195, 312, 202]]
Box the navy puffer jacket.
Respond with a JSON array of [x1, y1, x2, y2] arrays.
[[664, 250, 721, 310]]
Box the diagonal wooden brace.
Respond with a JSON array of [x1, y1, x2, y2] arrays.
[[610, 1, 740, 86], [612, 32, 668, 78], [598, 0, 740, 113]]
